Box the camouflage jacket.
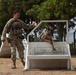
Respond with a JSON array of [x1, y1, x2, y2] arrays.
[[1, 18, 34, 40]]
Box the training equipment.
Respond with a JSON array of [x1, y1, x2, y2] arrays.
[[24, 20, 73, 70]]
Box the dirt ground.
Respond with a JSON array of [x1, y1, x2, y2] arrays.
[[0, 56, 76, 75]]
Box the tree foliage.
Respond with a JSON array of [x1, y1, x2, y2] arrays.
[[27, 0, 76, 21], [0, 0, 76, 35]]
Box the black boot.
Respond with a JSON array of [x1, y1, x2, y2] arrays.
[[12, 61, 16, 69], [21, 59, 25, 66]]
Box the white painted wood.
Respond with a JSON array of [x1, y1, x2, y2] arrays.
[[28, 55, 70, 59], [24, 20, 72, 71], [24, 42, 72, 70]]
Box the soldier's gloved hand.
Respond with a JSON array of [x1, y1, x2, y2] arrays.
[[33, 21, 37, 26]]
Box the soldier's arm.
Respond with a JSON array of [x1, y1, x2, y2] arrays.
[[19, 19, 35, 29], [1, 21, 10, 41]]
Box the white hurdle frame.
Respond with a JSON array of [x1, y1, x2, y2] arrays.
[[24, 20, 73, 70]]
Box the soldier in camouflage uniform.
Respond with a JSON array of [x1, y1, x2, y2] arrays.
[[1, 10, 35, 69]]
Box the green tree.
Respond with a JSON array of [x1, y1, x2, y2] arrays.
[[27, 0, 76, 20], [0, 0, 11, 34], [27, 0, 76, 41], [0, 0, 76, 40], [0, 0, 45, 35]]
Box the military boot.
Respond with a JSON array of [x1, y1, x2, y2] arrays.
[[21, 59, 25, 66], [12, 61, 16, 69]]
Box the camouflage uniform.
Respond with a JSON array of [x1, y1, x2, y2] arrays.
[[1, 18, 33, 67]]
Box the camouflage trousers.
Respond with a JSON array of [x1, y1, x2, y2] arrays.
[[10, 38, 24, 62]]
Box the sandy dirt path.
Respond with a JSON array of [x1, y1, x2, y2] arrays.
[[0, 56, 76, 75]]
